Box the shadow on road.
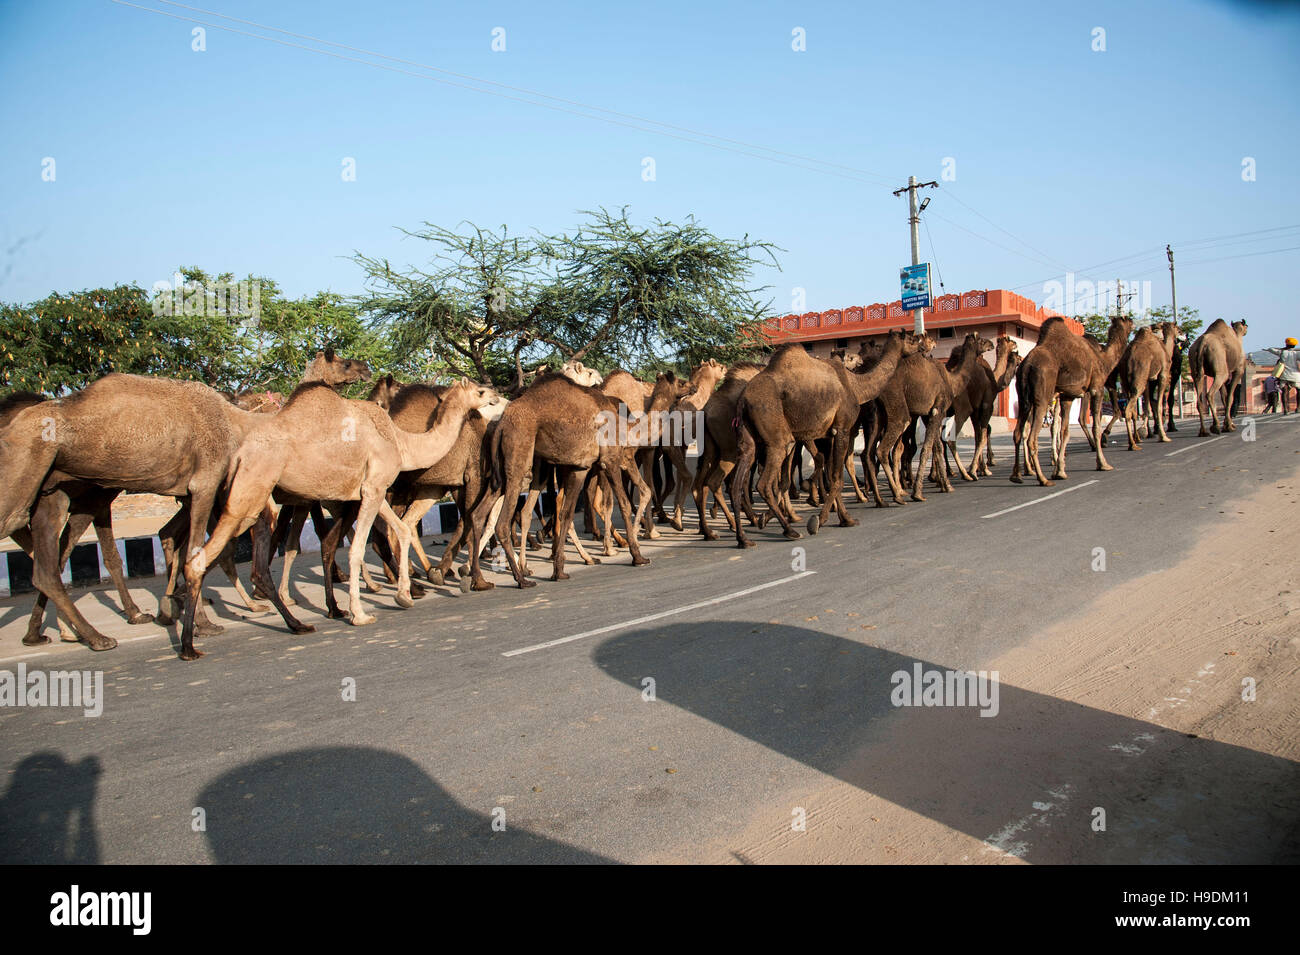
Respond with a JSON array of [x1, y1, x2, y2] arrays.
[[593, 622, 1300, 863], [196, 745, 611, 864], [0, 752, 102, 863]]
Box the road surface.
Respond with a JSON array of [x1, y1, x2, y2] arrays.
[[2, 417, 1298, 864]]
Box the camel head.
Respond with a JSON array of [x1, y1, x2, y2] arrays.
[[917, 333, 937, 355], [561, 359, 603, 387], [1232, 319, 1248, 339], [961, 332, 994, 357], [995, 335, 1019, 359], [367, 374, 405, 410], [649, 370, 690, 411], [442, 377, 502, 414], [1107, 315, 1135, 345], [305, 347, 374, 387], [832, 348, 865, 371], [478, 391, 510, 422]]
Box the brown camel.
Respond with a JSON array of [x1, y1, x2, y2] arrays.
[[691, 363, 764, 540], [489, 373, 651, 587], [730, 331, 916, 546], [939, 336, 1020, 481], [0, 392, 154, 645], [1112, 321, 1180, 449], [656, 359, 728, 531], [870, 333, 989, 505], [1010, 315, 1133, 486], [182, 378, 499, 659], [366, 374, 406, 410], [1189, 319, 1249, 436]]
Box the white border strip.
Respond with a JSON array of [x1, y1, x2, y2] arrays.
[[502, 571, 817, 657], [981, 480, 1098, 519]]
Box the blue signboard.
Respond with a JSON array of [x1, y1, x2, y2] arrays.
[[900, 263, 932, 311]]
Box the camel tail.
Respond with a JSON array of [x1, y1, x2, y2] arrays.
[[488, 419, 505, 492]]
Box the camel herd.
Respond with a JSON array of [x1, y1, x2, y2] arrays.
[[0, 315, 1249, 661]]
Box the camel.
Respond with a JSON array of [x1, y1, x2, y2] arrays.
[[730, 331, 916, 546], [0, 392, 154, 645], [589, 370, 691, 545], [938, 336, 1020, 481], [691, 363, 764, 540], [366, 374, 406, 410], [0, 350, 374, 653], [1111, 321, 1180, 449], [180, 378, 499, 659], [655, 359, 728, 531], [1010, 315, 1133, 486], [1189, 319, 1248, 436], [869, 333, 989, 505], [489, 373, 651, 587]]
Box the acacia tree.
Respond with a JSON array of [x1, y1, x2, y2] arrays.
[[353, 209, 780, 388]]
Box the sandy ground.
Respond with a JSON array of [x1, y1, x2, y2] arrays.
[[663, 463, 1300, 864]]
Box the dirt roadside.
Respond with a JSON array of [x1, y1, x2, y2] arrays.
[[659, 463, 1300, 864]]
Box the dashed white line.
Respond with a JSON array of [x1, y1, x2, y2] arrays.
[[501, 571, 817, 657], [1165, 435, 1227, 456], [980, 480, 1099, 519]]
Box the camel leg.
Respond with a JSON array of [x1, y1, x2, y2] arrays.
[[1154, 379, 1172, 443], [518, 488, 542, 576], [667, 444, 692, 531], [13, 516, 83, 645], [1051, 401, 1074, 481], [86, 499, 153, 625], [28, 492, 117, 651], [374, 499, 415, 609], [608, 459, 651, 567], [757, 440, 800, 539], [492, 453, 537, 589], [548, 467, 584, 581], [343, 492, 385, 625], [276, 505, 308, 606], [320, 502, 357, 619], [728, 427, 759, 548], [692, 441, 721, 540], [1091, 393, 1114, 472]]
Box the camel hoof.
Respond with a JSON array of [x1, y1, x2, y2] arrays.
[[327, 608, 348, 619], [632, 556, 650, 566], [410, 584, 426, 599], [737, 539, 755, 549], [459, 576, 472, 594], [350, 613, 377, 626], [1159, 436, 1172, 443], [1097, 463, 1114, 471], [364, 583, 384, 595], [552, 571, 570, 581], [839, 517, 859, 528], [86, 635, 118, 652], [471, 578, 494, 591], [196, 621, 225, 637], [669, 518, 683, 531], [1009, 474, 1023, 485], [1198, 428, 1209, 437], [395, 592, 415, 609], [245, 601, 271, 614], [179, 647, 204, 661], [292, 623, 316, 635], [127, 612, 155, 625], [429, 570, 445, 586], [278, 594, 297, 607], [59, 630, 81, 644], [518, 579, 538, 589], [1040, 479, 1056, 487], [806, 515, 820, 535], [702, 531, 719, 542], [783, 529, 802, 540]]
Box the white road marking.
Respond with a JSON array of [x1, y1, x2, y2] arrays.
[[980, 480, 1098, 519], [1165, 435, 1226, 456], [501, 570, 817, 657]]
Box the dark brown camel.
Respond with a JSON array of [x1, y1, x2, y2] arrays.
[[1010, 315, 1133, 486], [730, 331, 916, 547], [1189, 319, 1248, 436]]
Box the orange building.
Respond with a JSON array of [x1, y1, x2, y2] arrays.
[[763, 288, 1083, 426]]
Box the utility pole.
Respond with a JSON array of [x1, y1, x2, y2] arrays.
[[1167, 244, 1180, 420], [893, 176, 939, 335]]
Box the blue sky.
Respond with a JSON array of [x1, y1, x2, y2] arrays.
[[3, 0, 1299, 346]]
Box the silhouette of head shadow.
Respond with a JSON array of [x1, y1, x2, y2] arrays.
[[593, 622, 1300, 863], [196, 746, 610, 864], [0, 752, 102, 863]]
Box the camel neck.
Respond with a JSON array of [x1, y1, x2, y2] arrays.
[[395, 398, 473, 471]]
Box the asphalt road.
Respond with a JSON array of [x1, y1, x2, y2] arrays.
[[2, 415, 1298, 864]]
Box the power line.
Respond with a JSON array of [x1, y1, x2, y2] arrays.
[[117, 0, 898, 186]]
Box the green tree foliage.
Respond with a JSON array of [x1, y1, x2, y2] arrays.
[[354, 208, 780, 388]]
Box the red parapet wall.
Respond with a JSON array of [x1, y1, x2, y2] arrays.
[[764, 289, 1082, 341]]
